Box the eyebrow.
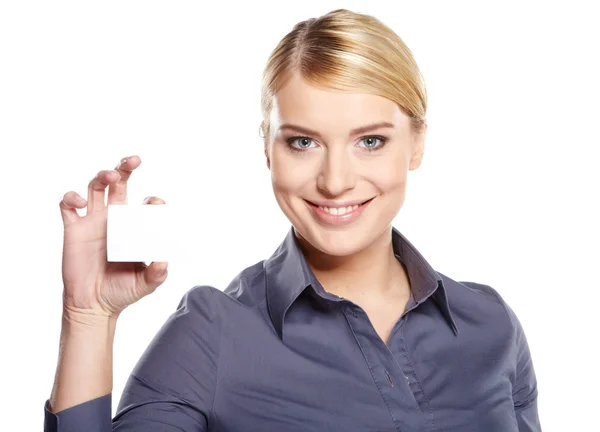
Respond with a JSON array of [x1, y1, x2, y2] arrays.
[[277, 121, 395, 139]]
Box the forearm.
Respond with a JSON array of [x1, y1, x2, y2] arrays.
[[48, 310, 118, 413]]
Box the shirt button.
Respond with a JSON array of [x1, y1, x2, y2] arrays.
[[385, 370, 394, 387]]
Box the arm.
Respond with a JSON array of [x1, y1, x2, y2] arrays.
[[48, 312, 116, 413], [44, 286, 220, 431], [461, 281, 542, 431], [44, 312, 116, 432], [506, 304, 542, 431]]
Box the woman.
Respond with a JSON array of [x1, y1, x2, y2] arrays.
[[44, 8, 541, 432]]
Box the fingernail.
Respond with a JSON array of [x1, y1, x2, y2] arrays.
[[143, 196, 155, 204], [77, 195, 86, 203], [119, 158, 127, 167]]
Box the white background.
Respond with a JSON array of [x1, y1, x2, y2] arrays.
[[1, 1, 598, 430]]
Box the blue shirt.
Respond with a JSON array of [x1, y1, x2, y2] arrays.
[[44, 226, 541, 431]]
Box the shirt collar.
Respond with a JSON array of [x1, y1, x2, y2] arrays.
[[264, 226, 459, 340]]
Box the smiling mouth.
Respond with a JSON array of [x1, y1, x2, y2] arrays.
[[305, 197, 375, 216]]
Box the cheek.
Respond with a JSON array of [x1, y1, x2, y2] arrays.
[[270, 147, 315, 192], [369, 154, 409, 191]]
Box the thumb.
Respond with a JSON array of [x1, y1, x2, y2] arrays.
[[141, 261, 169, 292]]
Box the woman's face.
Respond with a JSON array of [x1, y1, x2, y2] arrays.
[[265, 73, 425, 257]]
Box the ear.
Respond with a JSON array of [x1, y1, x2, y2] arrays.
[[260, 121, 271, 170], [409, 125, 426, 170], [265, 144, 271, 170]]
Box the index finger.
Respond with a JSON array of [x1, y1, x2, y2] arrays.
[[107, 155, 142, 205]]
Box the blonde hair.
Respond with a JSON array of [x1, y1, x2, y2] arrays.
[[260, 8, 428, 142]]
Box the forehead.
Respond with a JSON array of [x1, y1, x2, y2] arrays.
[[270, 73, 406, 133]]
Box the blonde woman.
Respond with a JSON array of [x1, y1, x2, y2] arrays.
[[45, 9, 541, 432]]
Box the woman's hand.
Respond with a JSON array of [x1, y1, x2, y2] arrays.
[[59, 155, 168, 320]]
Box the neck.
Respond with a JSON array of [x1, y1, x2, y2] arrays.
[[295, 226, 411, 301]]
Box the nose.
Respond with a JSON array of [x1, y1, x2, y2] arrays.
[[316, 146, 356, 197]]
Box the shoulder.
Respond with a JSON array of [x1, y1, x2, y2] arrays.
[[459, 279, 522, 330], [439, 272, 511, 312], [455, 279, 507, 306], [175, 284, 222, 318], [437, 273, 521, 341], [222, 260, 268, 306], [176, 259, 268, 316]]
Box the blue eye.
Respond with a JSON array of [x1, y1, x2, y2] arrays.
[[286, 136, 317, 153], [359, 136, 386, 150], [290, 137, 315, 149]]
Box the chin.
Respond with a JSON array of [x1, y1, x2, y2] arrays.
[[294, 220, 385, 257]]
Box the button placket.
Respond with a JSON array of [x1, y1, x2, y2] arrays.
[[344, 304, 425, 431]]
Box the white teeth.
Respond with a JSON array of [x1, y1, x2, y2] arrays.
[[319, 204, 360, 215]]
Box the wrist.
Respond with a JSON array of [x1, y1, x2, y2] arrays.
[[62, 304, 120, 329], [61, 308, 118, 345], [51, 308, 117, 412]]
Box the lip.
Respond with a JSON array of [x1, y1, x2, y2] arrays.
[[306, 198, 372, 207], [304, 197, 375, 227]]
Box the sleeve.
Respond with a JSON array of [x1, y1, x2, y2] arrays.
[[505, 303, 542, 432], [44, 394, 112, 432], [43, 285, 222, 432]]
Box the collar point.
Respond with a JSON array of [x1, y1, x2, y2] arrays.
[[450, 321, 460, 336]]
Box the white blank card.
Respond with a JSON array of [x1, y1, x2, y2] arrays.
[[107, 204, 172, 262]]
